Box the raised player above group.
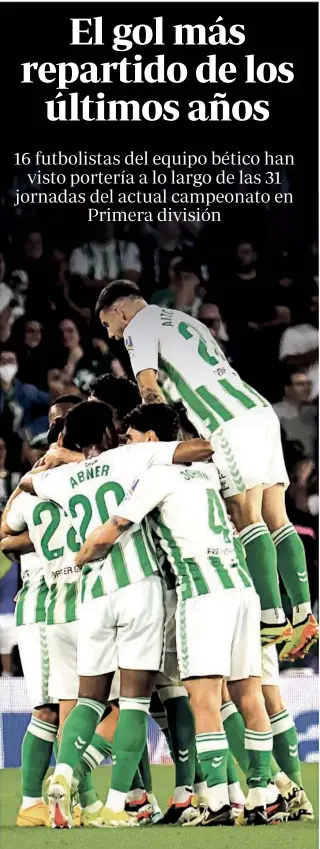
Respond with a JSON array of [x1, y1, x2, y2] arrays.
[[0, 280, 317, 829]]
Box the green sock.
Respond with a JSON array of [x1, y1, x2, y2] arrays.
[[163, 696, 196, 787], [57, 698, 105, 774], [21, 717, 57, 800], [110, 697, 150, 793], [270, 753, 282, 779], [137, 744, 152, 794], [78, 774, 99, 808], [244, 729, 273, 788], [270, 710, 302, 786], [196, 732, 229, 810], [221, 701, 249, 776], [74, 733, 112, 784], [130, 768, 144, 791], [239, 523, 284, 619], [272, 525, 311, 622], [227, 751, 239, 785], [195, 756, 205, 784]]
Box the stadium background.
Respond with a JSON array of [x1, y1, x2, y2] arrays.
[[0, 164, 318, 768]]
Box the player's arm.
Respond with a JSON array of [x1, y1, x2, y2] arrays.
[[136, 369, 167, 405], [19, 466, 65, 506], [75, 468, 165, 568], [0, 486, 24, 537], [1, 531, 35, 557], [37, 447, 84, 470], [173, 439, 213, 463], [75, 516, 133, 568]]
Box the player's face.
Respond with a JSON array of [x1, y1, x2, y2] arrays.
[[100, 307, 124, 340]]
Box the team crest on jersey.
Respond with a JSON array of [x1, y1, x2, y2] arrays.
[[125, 335, 134, 355]]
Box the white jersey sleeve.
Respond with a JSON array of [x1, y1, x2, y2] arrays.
[[32, 465, 76, 509], [119, 441, 180, 469], [124, 305, 160, 376], [117, 467, 168, 525], [6, 493, 28, 532]]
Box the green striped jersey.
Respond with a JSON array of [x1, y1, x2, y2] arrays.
[[124, 305, 270, 437], [15, 552, 48, 626], [6, 492, 80, 625], [116, 463, 253, 600], [32, 442, 178, 599]]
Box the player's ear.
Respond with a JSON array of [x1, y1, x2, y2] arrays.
[[146, 430, 158, 442]]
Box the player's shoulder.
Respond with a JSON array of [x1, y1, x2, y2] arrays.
[[125, 304, 160, 334]]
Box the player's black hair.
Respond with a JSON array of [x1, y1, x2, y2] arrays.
[[95, 280, 142, 316], [64, 400, 118, 450], [47, 417, 64, 446], [89, 374, 140, 421], [47, 415, 79, 451], [50, 394, 83, 407], [123, 403, 180, 442]]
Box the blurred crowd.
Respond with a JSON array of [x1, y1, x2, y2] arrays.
[[0, 212, 318, 675]]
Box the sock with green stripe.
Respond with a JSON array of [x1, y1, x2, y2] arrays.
[[245, 729, 273, 789], [162, 693, 196, 789], [77, 775, 100, 809], [74, 733, 112, 784], [55, 698, 105, 784], [270, 710, 302, 786], [196, 732, 229, 812], [21, 716, 57, 808], [239, 523, 285, 623], [106, 697, 150, 812], [272, 525, 311, 624], [221, 701, 249, 776]]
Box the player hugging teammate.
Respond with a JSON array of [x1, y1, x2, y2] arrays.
[[0, 281, 317, 829]]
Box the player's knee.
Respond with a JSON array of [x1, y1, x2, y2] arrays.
[[34, 705, 59, 726], [262, 685, 285, 717], [120, 669, 155, 698], [186, 678, 221, 712], [236, 688, 265, 723], [226, 497, 262, 531]]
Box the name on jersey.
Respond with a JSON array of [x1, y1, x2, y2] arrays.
[[180, 469, 211, 481], [51, 565, 81, 579], [70, 465, 110, 488], [160, 308, 174, 327]]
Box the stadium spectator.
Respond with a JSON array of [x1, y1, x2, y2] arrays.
[[0, 348, 51, 471], [279, 299, 319, 400], [54, 317, 125, 393], [198, 301, 230, 357], [68, 222, 142, 318], [0, 437, 20, 514], [273, 368, 317, 460]]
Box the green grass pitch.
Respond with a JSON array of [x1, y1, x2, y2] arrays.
[[1, 764, 318, 849]]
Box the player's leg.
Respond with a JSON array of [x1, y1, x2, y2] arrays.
[[47, 619, 103, 824], [262, 645, 313, 820], [48, 593, 115, 827], [16, 622, 58, 827], [262, 484, 319, 659], [226, 487, 290, 644], [211, 411, 290, 644], [228, 589, 273, 825], [101, 575, 165, 827], [177, 592, 236, 826]]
